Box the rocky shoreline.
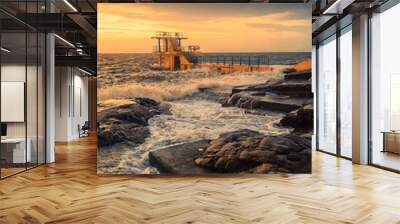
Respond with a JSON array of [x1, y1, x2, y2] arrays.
[[149, 69, 313, 174], [194, 129, 311, 173], [98, 69, 313, 174], [148, 129, 310, 174]]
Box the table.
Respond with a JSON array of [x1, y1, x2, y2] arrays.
[[381, 131, 400, 154], [1, 138, 31, 163]]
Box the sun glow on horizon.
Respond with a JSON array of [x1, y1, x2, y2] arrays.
[[98, 3, 311, 54]]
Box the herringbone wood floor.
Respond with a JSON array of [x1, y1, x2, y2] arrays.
[[1, 136, 400, 224]]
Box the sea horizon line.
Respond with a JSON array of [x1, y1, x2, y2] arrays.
[[98, 51, 311, 55]]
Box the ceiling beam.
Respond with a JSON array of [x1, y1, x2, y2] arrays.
[[322, 0, 356, 14], [55, 55, 96, 72], [14, 13, 81, 32], [67, 13, 96, 37]]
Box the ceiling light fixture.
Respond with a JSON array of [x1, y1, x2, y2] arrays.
[[78, 67, 93, 76], [76, 48, 85, 55], [322, 0, 354, 15], [63, 0, 78, 12], [54, 34, 75, 48], [1, 47, 11, 53], [323, 0, 342, 14]]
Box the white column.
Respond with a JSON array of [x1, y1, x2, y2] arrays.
[[46, 33, 55, 163], [312, 45, 317, 150], [54, 67, 73, 141], [352, 14, 369, 164]]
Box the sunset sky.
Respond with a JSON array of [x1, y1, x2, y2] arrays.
[[98, 4, 311, 54]]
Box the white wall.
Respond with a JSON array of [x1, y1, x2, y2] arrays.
[[1, 82, 25, 122], [312, 45, 317, 150], [55, 67, 89, 141], [1, 63, 46, 164], [72, 73, 89, 138], [1, 64, 25, 81], [55, 66, 70, 141], [1, 64, 26, 138], [1, 65, 40, 138]]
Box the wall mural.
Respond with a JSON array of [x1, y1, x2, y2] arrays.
[[97, 3, 313, 175]]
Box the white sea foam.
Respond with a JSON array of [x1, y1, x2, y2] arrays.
[[98, 100, 289, 174], [97, 54, 297, 174]]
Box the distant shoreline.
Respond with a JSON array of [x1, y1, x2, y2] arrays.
[[98, 52, 311, 66], [98, 52, 311, 55]]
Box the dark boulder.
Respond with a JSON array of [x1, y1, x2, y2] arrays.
[[279, 104, 313, 132], [284, 70, 311, 80], [98, 103, 154, 126], [222, 91, 308, 113], [282, 67, 297, 74], [147, 129, 311, 174], [97, 99, 170, 148], [194, 129, 311, 174], [267, 81, 312, 97], [135, 97, 159, 107], [148, 140, 211, 174], [223, 70, 313, 123]]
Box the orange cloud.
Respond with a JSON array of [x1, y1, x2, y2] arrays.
[[98, 3, 311, 54]]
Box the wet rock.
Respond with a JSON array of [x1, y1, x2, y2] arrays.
[[238, 79, 312, 97], [284, 69, 311, 80], [287, 153, 302, 161], [148, 140, 211, 174], [134, 97, 159, 107], [252, 163, 273, 174], [134, 97, 172, 115], [282, 67, 297, 74], [97, 98, 170, 148], [218, 129, 261, 142], [183, 88, 230, 103], [222, 93, 242, 107], [194, 129, 311, 174], [267, 81, 312, 97], [223, 75, 312, 113], [222, 91, 308, 113], [231, 80, 278, 95], [232, 86, 252, 94], [279, 104, 313, 132], [223, 71, 313, 135], [251, 91, 266, 96], [98, 124, 150, 148], [98, 103, 152, 126]]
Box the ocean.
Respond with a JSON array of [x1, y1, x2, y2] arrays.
[[97, 52, 310, 88], [97, 52, 309, 174], [197, 52, 310, 65]]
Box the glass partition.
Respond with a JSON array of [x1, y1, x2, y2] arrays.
[[1, 31, 28, 177], [370, 3, 400, 171], [339, 26, 352, 158], [38, 32, 45, 165], [317, 35, 337, 154], [0, 2, 46, 179], [27, 30, 38, 169]]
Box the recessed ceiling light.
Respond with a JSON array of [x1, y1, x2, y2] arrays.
[[78, 67, 93, 76], [1, 47, 11, 53], [54, 34, 75, 48], [322, 0, 354, 15], [63, 0, 78, 12]]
